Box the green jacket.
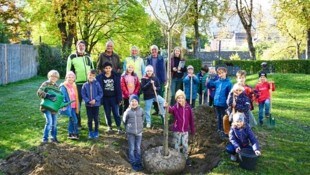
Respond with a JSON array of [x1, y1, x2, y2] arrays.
[[197, 72, 209, 94], [66, 53, 94, 84]]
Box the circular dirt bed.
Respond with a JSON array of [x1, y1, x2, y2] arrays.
[[0, 105, 226, 174]]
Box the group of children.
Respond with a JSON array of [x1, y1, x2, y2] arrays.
[[37, 62, 275, 171]]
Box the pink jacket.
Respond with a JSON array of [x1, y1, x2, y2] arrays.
[[169, 103, 195, 134]]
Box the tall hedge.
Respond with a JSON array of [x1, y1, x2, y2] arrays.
[[185, 59, 202, 73], [37, 43, 67, 77], [213, 60, 310, 74]]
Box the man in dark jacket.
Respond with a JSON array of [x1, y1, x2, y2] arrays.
[[97, 40, 121, 74]]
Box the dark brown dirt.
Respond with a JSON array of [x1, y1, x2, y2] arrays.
[[0, 105, 226, 174]]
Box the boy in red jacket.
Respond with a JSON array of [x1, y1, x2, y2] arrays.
[[166, 89, 195, 166], [255, 72, 275, 125]]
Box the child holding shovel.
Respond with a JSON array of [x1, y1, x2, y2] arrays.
[[255, 72, 275, 125], [141, 65, 166, 128], [183, 65, 199, 108]]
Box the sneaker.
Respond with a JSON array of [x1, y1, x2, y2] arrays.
[[186, 159, 192, 166], [117, 129, 125, 134], [51, 138, 59, 144], [259, 120, 263, 126], [265, 114, 270, 118], [230, 155, 237, 161], [71, 134, 79, 140], [93, 131, 99, 138], [146, 123, 151, 128], [88, 132, 94, 139], [42, 139, 48, 144], [107, 127, 113, 133]]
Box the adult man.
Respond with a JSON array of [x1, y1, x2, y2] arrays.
[[146, 45, 166, 115], [123, 46, 145, 80], [97, 41, 121, 74], [66, 40, 94, 127]]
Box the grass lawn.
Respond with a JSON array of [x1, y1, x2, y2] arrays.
[[0, 73, 309, 174]]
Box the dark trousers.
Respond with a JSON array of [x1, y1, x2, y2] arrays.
[[186, 99, 196, 108], [209, 97, 214, 106], [102, 96, 121, 127], [77, 84, 83, 126], [215, 106, 227, 131], [86, 106, 99, 132]]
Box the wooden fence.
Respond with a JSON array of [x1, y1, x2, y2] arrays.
[[0, 44, 38, 85]]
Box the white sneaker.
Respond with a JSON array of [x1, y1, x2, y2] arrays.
[[146, 123, 151, 128], [230, 155, 237, 161]]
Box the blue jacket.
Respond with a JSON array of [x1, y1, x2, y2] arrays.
[[81, 80, 103, 107], [96, 72, 122, 104], [59, 83, 78, 117], [206, 74, 219, 98], [229, 124, 260, 151], [146, 55, 166, 84], [209, 78, 232, 107], [183, 75, 199, 100]]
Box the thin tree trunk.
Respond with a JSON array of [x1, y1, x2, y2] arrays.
[[245, 27, 256, 60], [193, 0, 200, 58], [306, 29, 310, 60], [296, 42, 300, 59]]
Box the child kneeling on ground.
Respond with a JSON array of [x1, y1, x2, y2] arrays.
[[166, 90, 195, 166], [226, 112, 261, 161], [123, 94, 144, 171]]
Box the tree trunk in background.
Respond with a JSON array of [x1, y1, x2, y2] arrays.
[[245, 27, 256, 60], [307, 29, 310, 59], [192, 0, 200, 58]]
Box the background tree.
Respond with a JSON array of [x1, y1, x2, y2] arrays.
[[235, 0, 256, 60]]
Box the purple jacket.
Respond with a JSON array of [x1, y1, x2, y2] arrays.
[[229, 124, 260, 151], [169, 103, 195, 134]]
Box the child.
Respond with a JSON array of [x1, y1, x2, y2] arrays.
[[121, 64, 141, 110], [226, 112, 261, 161], [123, 94, 144, 171], [37, 70, 60, 143], [227, 84, 251, 124], [255, 72, 275, 125], [206, 67, 218, 106], [59, 71, 80, 140], [81, 70, 103, 139], [167, 89, 195, 166], [96, 62, 123, 134], [183, 65, 199, 108], [197, 65, 209, 105], [236, 70, 257, 127], [141, 65, 165, 128], [207, 67, 232, 135]]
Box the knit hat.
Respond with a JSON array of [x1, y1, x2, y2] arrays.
[[233, 112, 245, 123], [103, 62, 113, 68], [175, 89, 185, 100], [187, 65, 194, 70], [129, 94, 139, 103], [145, 65, 154, 72], [258, 71, 267, 78], [76, 40, 86, 46]]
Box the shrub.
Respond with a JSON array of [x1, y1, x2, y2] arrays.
[[213, 60, 310, 74], [185, 59, 202, 72], [37, 43, 66, 77]]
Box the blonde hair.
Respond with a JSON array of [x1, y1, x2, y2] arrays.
[[236, 70, 247, 77], [232, 83, 245, 92], [65, 71, 76, 79], [47, 70, 60, 79]]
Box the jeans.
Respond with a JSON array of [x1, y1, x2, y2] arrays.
[[144, 95, 165, 125], [215, 106, 227, 131], [170, 78, 183, 105], [68, 108, 79, 134], [258, 99, 270, 122], [173, 132, 189, 159], [127, 133, 142, 165], [43, 110, 58, 141], [86, 106, 99, 132], [102, 96, 121, 127]]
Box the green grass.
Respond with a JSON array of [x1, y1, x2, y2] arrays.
[[0, 74, 309, 174]]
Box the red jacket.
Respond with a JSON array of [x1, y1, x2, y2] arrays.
[[120, 73, 140, 99], [255, 81, 275, 103]]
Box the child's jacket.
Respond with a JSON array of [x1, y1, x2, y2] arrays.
[[196, 72, 208, 94], [227, 91, 250, 113], [183, 75, 199, 100], [96, 72, 122, 104], [123, 107, 144, 135], [37, 80, 59, 113], [206, 74, 219, 98], [229, 124, 260, 151], [209, 78, 232, 107], [169, 103, 195, 134], [120, 72, 140, 99], [81, 80, 103, 107], [255, 82, 275, 103], [59, 82, 79, 116], [141, 76, 160, 100]]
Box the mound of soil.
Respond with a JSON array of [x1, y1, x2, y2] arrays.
[[0, 105, 226, 174]]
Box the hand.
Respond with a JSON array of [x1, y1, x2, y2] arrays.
[[177, 67, 181, 71], [61, 107, 67, 111], [269, 81, 274, 84], [150, 80, 154, 84], [90, 99, 96, 105], [164, 102, 169, 107], [173, 67, 177, 71], [232, 102, 236, 108], [255, 150, 261, 156], [235, 147, 241, 153], [45, 93, 56, 102]]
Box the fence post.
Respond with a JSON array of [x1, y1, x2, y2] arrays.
[[4, 44, 8, 84]]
